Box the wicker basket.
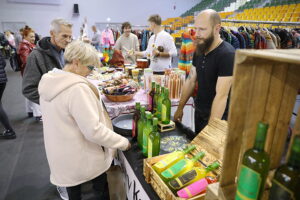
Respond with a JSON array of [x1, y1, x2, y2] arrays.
[[104, 92, 136, 102], [143, 119, 228, 200]]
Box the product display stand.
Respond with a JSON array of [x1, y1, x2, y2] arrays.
[[205, 49, 300, 200]]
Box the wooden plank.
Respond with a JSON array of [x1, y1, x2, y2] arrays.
[[218, 184, 236, 200], [220, 57, 254, 187], [263, 64, 289, 153], [205, 183, 219, 200], [242, 63, 272, 152], [270, 65, 300, 168], [236, 50, 300, 65]]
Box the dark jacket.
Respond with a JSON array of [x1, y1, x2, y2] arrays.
[[0, 33, 8, 84], [22, 37, 63, 104]]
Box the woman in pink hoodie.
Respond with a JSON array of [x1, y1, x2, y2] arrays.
[[38, 40, 130, 200]]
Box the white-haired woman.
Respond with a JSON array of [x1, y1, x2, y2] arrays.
[[38, 40, 130, 200]]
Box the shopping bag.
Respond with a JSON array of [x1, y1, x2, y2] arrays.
[[106, 165, 126, 200]]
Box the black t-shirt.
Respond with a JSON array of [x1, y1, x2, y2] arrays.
[[192, 41, 235, 117]]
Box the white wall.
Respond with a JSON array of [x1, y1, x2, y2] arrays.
[[0, 0, 200, 38]]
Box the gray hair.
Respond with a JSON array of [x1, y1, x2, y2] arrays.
[[50, 18, 73, 33], [64, 40, 100, 68]]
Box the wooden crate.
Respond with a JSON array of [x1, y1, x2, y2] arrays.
[[207, 49, 300, 200], [143, 119, 228, 200]]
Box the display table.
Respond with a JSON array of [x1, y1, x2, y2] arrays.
[[102, 89, 195, 130], [114, 123, 195, 200]]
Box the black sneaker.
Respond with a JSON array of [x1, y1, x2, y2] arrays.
[[27, 112, 33, 117], [0, 130, 16, 139], [35, 116, 42, 122]]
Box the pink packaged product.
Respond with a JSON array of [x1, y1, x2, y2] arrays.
[[177, 178, 208, 198]]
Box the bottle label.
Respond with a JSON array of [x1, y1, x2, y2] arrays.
[[148, 138, 153, 158], [162, 104, 167, 121], [163, 159, 187, 178], [142, 131, 148, 154], [177, 169, 197, 186], [269, 179, 294, 200], [154, 153, 180, 169], [148, 95, 153, 111], [236, 165, 261, 200]]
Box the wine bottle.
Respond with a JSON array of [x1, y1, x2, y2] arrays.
[[269, 135, 300, 200], [142, 112, 153, 157], [161, 152, 205, 180], [137, 106, 146, 149], [148, 82, 155, 112], [161, 88, 171, 124], [177, 178, 208, 198], [153, 84, 160, 115], [156, 87, 165, 121], [148, 117, 160, 158], [132, 102, 141, 141], [235, 122, 270, 200], [169, 161, 220, 190], [153, 145, 196, 174]]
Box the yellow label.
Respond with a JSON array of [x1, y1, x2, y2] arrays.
[[162, 104, 167, 121], [154, 153, 180, 169], [148, 138, 153, 158]]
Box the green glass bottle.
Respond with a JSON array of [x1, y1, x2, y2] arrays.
[[142, 112, 153, 157], [148, 82, 155, 113], [153, 84, 160, 115], [161, 152, 205, 180], [156, 87, 165, 121], [137, 106, 146, 149], [269, 135, 300, 200], [161, 88, 171, 124], [235, 122, 270, 200], [148, 117, 160, 158], [132, 102, 141, 141]]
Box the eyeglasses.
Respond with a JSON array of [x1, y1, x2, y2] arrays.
[[87, 65, 95, 71]]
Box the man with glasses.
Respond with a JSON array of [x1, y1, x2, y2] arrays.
[[22, 18, 72, 200]]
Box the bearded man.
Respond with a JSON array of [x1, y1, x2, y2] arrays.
[[174, 9, 235, 135]]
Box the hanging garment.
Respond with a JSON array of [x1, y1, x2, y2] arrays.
[[178, 29, 196, 74], [101, 29, 115, 48]]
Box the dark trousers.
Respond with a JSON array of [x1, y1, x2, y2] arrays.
[[0, 83, 13, 131], [66, 173, 109, 200], [194, 109, 209, 135]]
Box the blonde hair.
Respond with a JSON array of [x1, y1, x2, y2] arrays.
[[50, 18, 72, 33], [64, 40, 100, 68]]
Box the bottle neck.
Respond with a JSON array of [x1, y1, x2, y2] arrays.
[[254, 140, 265, 151], [183, 145, 196, 154], [191, 152, 205, 162]]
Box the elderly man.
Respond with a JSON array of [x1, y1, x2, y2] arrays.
[[22, 18, 72, 200], [22, 18, 72, 105], [174, 9, 235, 135]]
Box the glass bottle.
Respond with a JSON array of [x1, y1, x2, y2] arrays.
[[137, 106, 146, 149], [148, 82, 155, 112], [153, 145, 196, 174], [156, 87, 165, 121], [169, 161, 220, 190], [142, 112, 153, 157], [235, 122, 270, 200], [161, 88, 171, 124], [153, 84, 160, 115], [132, 102, 141, 141], [269, 135, 300, 200], [161, 152, 205, 180], [148, 117, 160, 158]]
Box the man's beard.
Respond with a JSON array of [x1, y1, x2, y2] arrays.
[[195, 33, 214, 55]]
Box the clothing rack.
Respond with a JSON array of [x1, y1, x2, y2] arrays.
[[221, 19, 300, 26]]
